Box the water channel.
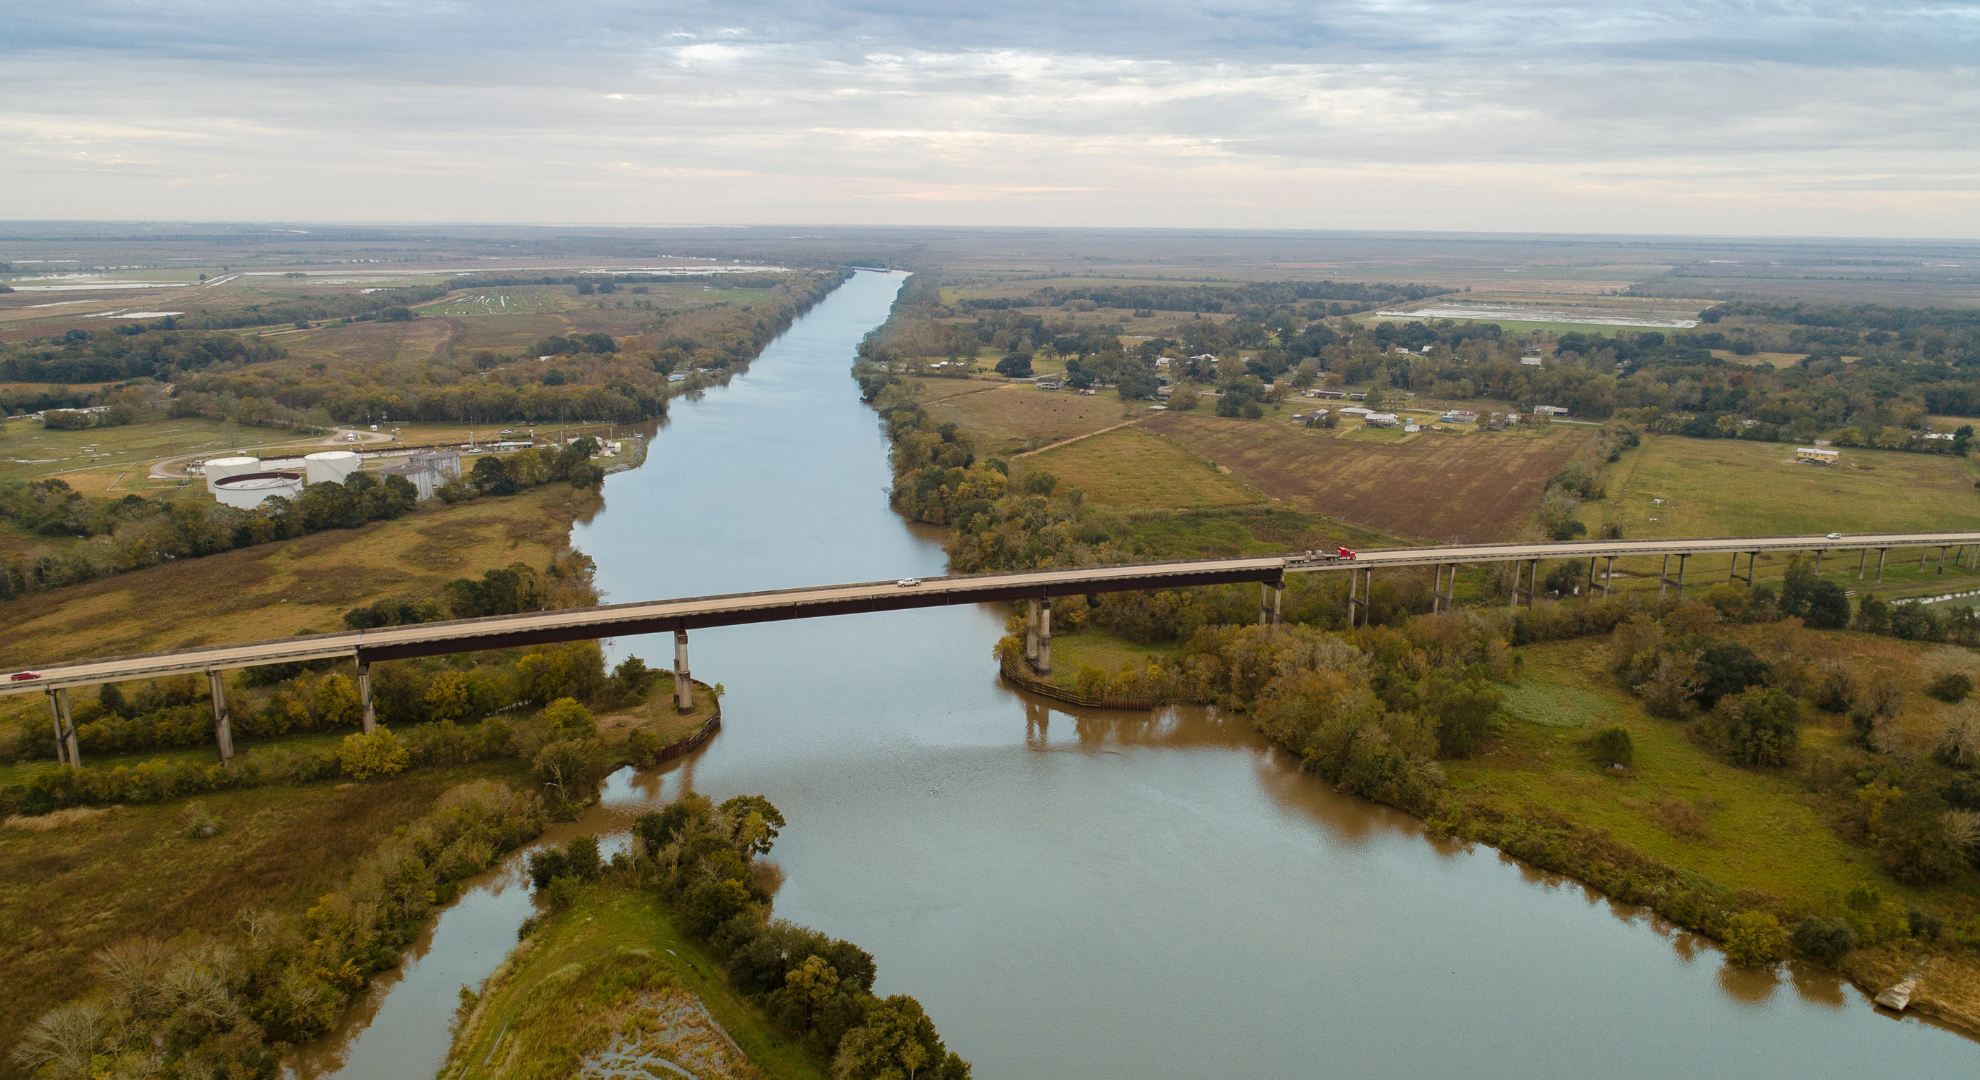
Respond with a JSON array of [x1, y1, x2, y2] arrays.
[[305, 269, 1973, 1078]]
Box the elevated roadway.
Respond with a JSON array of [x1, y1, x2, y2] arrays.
[[10, 529, 1980, 699]]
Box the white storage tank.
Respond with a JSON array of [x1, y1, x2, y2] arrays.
[[304, 450, 362, 485], [203, 456, 261, 494], [212, 471, 305, 509]]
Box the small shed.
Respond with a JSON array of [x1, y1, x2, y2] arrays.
[[1797, 447, 1840, 465]]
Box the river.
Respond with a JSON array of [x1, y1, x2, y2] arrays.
[[302, 269, 1973, 1078]]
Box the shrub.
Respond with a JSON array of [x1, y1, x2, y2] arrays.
[[1791, 917, 1857, 964], [1693, 640, 1768, 707], [1721, 911, 1788, 967], [1927, 672, 1973, 704], [1588, 726, 1633, 768], [1878, 791, 1966, 884], [540, 697, 597, 735], [336, 728, 410, 779], [1707, 686, 1800, 767]]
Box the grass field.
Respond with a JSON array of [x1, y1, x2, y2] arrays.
[[918, 383, 1140, 454], [443, 884, 827, 1080], [1145, 411, 1586, 543], [0, 417, 281, 485], [0, 758, 529, 1062], [0, 482, 594, 669], [1448, 634, 1980, 929], [1023, 427, 1258, 510], [277, 317, 461, 366], [1597, 435, 1980, 539], [1124, 506, 1397, 559]]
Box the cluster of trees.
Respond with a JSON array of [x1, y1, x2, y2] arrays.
[[9, 780, 544, 1079], [523, 792, 972, 1079], [0, 472, 421, 600], [2, 272, 845, 433], [438, 438, 604, 502], [0, 328, 285, 384], [956, 279, 1449, 314]]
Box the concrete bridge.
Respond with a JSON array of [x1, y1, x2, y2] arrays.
[[11, 530, 1980, 770]]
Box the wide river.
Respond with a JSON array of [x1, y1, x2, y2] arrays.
[[303, 270, 1972, 1078]]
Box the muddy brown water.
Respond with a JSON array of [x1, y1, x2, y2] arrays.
[[296, 270, 1975, 1078]]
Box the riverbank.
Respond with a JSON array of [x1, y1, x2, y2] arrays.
[[1017, 618, 1980, 1036], [442, 884, 827, 1080]]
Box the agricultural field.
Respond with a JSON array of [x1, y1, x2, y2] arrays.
[[424, 288, 569, 317], [918, 383, 1141, 454], [1597, 435, 1980, 540], [1144, 411, 1586, 543], [1023, 427, 1259, 511], [0, 482, 594, 670], [275, 317, 462, 366]]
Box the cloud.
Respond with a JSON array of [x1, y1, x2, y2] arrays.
[[2, 1, 1976, 233]]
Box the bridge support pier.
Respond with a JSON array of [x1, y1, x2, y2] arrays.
[[673, 630, 693, 712], [1730, 550, 1757, 586], [207, 671, 234, 765], [1510, 559, 1535, 609], [1876, 548, 1888, 584], [1433, 563, 1457, 614], [1604, 556, 1616, 598], [1348, 568, 1371, 627], [1939, 546, 1948, 573], [356, 661, 376, 734], [1922, 547, 1930, 573], [1858, 548, 1868, 579], [1025, 603, 1040, 663], [1659, 553, 1689, 600], [46, 688, 78, 769], [1259, 583, 1270, 628], [1036, 599, 1053, 675]]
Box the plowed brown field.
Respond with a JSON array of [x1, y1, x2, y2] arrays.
[[1143, 413, 1584, 543]]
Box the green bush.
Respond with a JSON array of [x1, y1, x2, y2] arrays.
[[1791, 917, 1857, 964], [1927, 672, 1973, 704], [1589, 726, 1633, 768], [1722, 911, 1788, 967]]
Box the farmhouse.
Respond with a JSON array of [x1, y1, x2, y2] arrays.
[[1363, 413, 1402, 428], [1308, 389, 1347, 400], [1441, 410, 1478, 424], [1533, 405, 1571, 417]]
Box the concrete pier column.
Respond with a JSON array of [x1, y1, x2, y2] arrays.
[[1025, 603, 1040, 663], [1674, 554, 1688, 599], [1659, 554, 1670, 600], [1037, 599, 1053, 676], [1815, 549, 1823, 574], [1586, 557, 1599, 602], [1858, 548, 1868, 579], [1605, 556, 1616, 597], [46, 690, 70, 768], [1273, 582, 1284, 627], [1921, 547, 1929, 572], [1876, 548, 1888, 584], [1259, 583, 1271, 627], [54, 688, 79, 769], [1509, 560, 1524, 610], [355, 661, 377, 734], [1939, 546, 1948, 574], [207, 671, 234, 764], [1432, 564, 1446, 614], [673, 630, 693, 712]]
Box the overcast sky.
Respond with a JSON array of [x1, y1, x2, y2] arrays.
[[5, 1, 1977, 236]]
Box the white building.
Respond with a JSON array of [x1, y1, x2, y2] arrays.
[[378, 460, 443, 501]]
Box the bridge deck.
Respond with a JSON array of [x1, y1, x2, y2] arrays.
[[5, 530, 1977, 694]]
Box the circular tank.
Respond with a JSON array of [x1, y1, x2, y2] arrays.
[[212, 471, 305, 509], [203, 456, 261, 493], [304, 450, 362, 486]]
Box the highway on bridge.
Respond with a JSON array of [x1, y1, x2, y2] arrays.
[[10, 529, 1980, 697]]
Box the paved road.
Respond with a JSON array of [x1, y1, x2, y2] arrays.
[[8, 530, 1980, 694]]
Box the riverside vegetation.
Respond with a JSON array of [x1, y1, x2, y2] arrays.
[[854, 276, 1980, 1031], [444, 793, 968, 1080]]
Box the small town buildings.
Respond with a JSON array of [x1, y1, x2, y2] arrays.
[[1363, 413, 1401, 428], [1533, 405, 1572, 417], [1348, 391, 1368, 401], [1338, 406, 1374, 418], [1441, 410, 1478, 424], [1520, 356, 1543, 366], [1309, 389, 1347, 400], [1036, 378, 1064, 390], [1797, 447, 1840, 464]]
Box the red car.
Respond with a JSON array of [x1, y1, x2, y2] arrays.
[[8, 671, 41, 682]]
